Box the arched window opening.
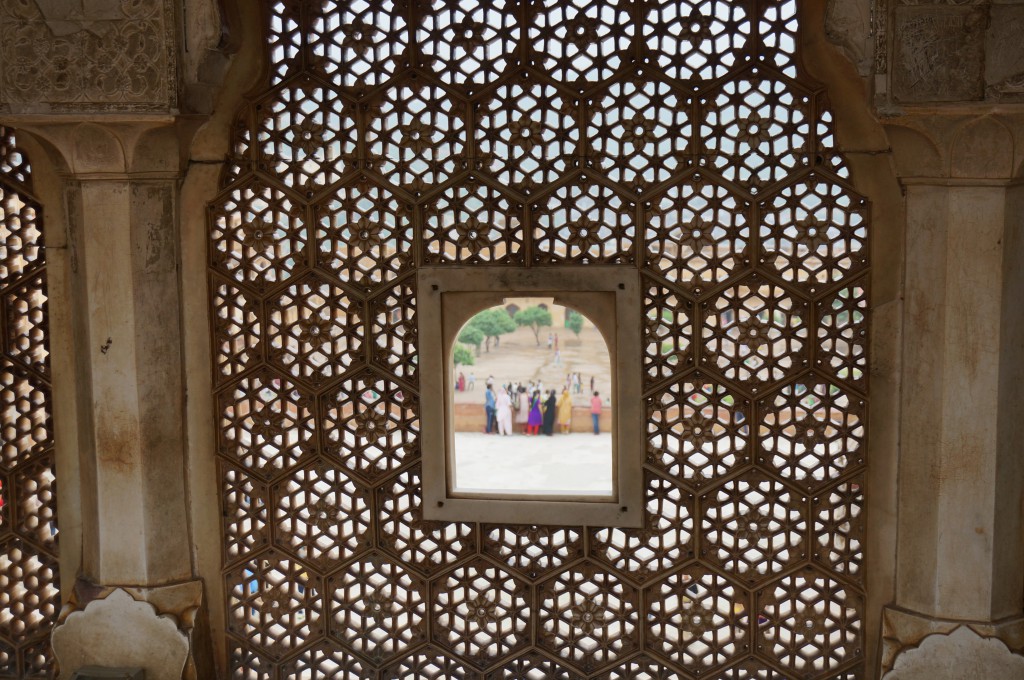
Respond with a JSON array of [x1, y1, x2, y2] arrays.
[[0, 126, 60, 678], [210, 0, 869, 676]]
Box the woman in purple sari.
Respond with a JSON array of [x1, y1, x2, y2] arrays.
[[527, 390, 542, 435]]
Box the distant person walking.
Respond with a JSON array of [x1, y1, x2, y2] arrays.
[[590, 391, 603, 435], [557, 388, 573, 434], [468, 373, 475, 390], [496, 385, 513, 436], [542, 390, 557, 436], [484, 385, 496, 434], [590, 376, 595, 393], [527, 390, 543, 435]]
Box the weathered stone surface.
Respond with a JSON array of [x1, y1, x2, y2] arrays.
[[0, 0, 176, 113], [893, 5, 988, 102], [884, 626, 1024, 679], [52, 588, 189, 680], [825, 0, 874, 76], [986, 4, 1024, 99]]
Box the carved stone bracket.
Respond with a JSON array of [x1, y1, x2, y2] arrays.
[[880, 605, 1024, 677], [52, 579, 214, 680]]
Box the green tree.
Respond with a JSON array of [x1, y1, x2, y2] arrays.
[[514, 306, 554, 346], [457, 325, 484, 355], [565, 309, 584, 338], [468, 308, 517, 352], [452, 343, 475, 367]]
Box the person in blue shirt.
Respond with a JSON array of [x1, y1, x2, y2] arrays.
[[484, 384, 496, 434]]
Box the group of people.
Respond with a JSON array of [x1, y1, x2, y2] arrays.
[[483, 379, 605, 436]]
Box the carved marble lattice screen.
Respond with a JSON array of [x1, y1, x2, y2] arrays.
[[210, 1, 869, 677], [0, 127, 60, 678]]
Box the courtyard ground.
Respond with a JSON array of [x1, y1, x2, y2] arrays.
[[453, 431, 613, 495]]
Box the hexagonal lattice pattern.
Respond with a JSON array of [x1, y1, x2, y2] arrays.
[[321, 370, 419, 483], [314, 182, 413, 293], [419, 0, 516, 88], [432, 558, 531, 667], [537, 564, 639, 673], [0, 128, 30, 186], [530, 0, 633, 85], [226, 551, 323, 656], [367, 80, 466, 195], [424, 179, 524, 265], [381, 646, 475, 679], [327, 553, 427, 665], [308, 0, 408, 92], [642, 0, 750, 81], [476, 75, 578, 195], [255, 82, 356, 194], [217, 369, 316, 479], [0, 360, 51, 471], [211, 8, 869, 677], [647, 376, 750, 488], [486, 652, 581, 679], [701, 276, 809, 389], [267, 273, 364, 387], [211, 277, 262, 385], [700, 71, 810, 191], [760, 177, 868, 295], [758, 380, 865, 491], [533, 176, 635, 264], [813, 478, 864, 583], [481, 524, 583, 581], [210, 178, 308, 293], [283, 642, 369, 679], [642, 281, 694, 386], [273, 462, 371, 567], [701, 474, 807, 582], [3, 272, 48, 376], [221, 463, 269, 566], [370, 281, 418, 381], [0, 185, 41, 282], [756, 571, 862, 675], [644, 177, 750, 295], [12, 454, 56, 550], [758, 0, 799, 77], [645, 567, 749, 671], [591, 472, 693, 582], [0, 538, 59, 642], [0, 129, 58, 673], [377, 466, 476, 576], [589, 77, 692, 193], [817, 280, 868, 390]]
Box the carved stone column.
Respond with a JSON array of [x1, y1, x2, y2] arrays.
[[880, 110, 1024, 679]]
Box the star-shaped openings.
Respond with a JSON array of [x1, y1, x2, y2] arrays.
[[476, 75, 579, 195], [529, 0, 633, 85], [313, 182, 413, 294], [701, 276, 808, 389], [532, 176, 635, 264], [321, 370, 419, 484], [644, 177, 750, 296], [760, 177, 868, 295], [758, 379, 865, 491], [419, 0, 517, 88], [642, 0, 750, 81], [266, 273, 364, 388], [589, 77, 692, 193], [367, 81, 466, 196], [307, 0, 408, 93], [700, 71, 811, 192], [646, 376, 750, 488]]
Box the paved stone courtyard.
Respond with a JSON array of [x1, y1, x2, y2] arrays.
[[453, 432, 613, 496]]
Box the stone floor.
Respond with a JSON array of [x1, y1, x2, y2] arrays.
[[452, 431, 614, 496]]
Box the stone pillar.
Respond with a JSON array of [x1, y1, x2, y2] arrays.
[[879, 113, 1024, 676], [14, 120, 214, 680]]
